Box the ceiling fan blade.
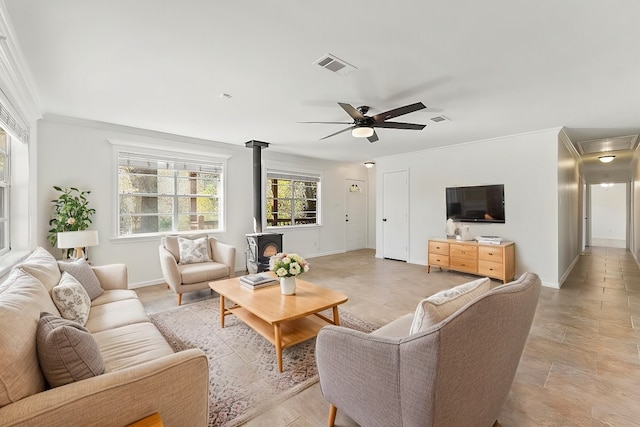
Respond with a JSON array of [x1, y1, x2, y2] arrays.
[[320, 126, 354, 140], [373, 121, 426, 130], [298, 121, 353, 124], [367, 131, 379, 143], [338, 102, 365, 120], [372, 102, 426, 122]]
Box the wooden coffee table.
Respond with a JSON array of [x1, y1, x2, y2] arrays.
[[209, 276, 348, 372]]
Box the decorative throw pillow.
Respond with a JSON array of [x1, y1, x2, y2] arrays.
[[58, 258, 104, 300], [36, 312, 105, 388], [51, 272, 92, 326], [178, 236, 211, 264], [409, 277, 491, 334]]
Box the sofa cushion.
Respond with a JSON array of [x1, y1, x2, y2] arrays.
[[178, 261, 229, 284], [58, 258, 104, 300], [36, 312, 105, 388], [51, 272, 92, 326], [93, 322, 174, 372], [84, 298, 150, 334], [409, 277, 491, 334], [16, 246, 61, 293], [91, 289, 139, 306], [178, 236, 212, 264], [0, 270, 59, 407]]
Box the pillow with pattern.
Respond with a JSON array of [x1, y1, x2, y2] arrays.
[[51, 272, 91, 326], [178, 236, 212, 264]]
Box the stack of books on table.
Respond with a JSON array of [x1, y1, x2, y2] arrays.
[[239, 273, 278, 289], [475, 236, 503, 245]]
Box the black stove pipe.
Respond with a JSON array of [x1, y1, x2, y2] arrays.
[[245, 140, 269, 233]]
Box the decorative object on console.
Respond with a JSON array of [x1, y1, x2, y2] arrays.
[[445, 218, 456, 238], [57, 230, 99, 260], [271, 252, 310, 295], [455, 224, 474, 241], [48, 186, 96, 258]]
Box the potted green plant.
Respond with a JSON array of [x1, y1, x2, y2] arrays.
[[48, 186, 96, 255]]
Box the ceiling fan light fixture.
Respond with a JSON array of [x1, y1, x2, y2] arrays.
[[598, 155, 615, 163], [352, 126, 374, 138], [364, 161, 375, 168]]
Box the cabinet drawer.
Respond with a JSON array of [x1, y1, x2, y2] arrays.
[[450, 257, 477, 273], [450, 244, 477, 260], [478, 260, 503, 278], [478, 246, 504, 262], [428, 254, 449, 268], [428, 241, 449, 256]]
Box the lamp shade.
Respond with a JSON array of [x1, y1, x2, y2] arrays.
[[352, 127, 374, 138], [57, 230, 99, 249]]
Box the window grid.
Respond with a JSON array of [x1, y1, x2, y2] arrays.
[[117, 151, 224, 237], [266, 171, 319, 227]]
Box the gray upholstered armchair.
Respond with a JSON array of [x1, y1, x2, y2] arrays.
[[316, 272, 541, 427], [159, 234, 236, 305]]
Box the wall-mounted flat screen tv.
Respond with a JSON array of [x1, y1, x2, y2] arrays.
[[446, 184, 505, 223]]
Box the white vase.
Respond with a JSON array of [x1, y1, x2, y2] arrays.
[[280, 276, 296, 295]]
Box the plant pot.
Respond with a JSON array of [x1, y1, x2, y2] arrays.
[[280, 276, 296, 295]]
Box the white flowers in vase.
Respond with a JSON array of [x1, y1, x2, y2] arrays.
[[271, 253, 310, 277]]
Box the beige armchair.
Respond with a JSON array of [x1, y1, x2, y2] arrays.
[[159, 234, 236, 305], [316, 272, 541, 427]]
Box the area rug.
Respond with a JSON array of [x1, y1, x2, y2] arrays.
[[149, 297, 379, 427]]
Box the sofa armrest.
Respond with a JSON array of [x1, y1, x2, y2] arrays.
[[158, 245, 181, 289], [91, 264, 128, 290], [0, 349, 208, 427], [210, 239, 236, 275]]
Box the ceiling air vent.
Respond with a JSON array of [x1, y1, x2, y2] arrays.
[[313, 54, 357, 76], [430, 115, 450, 123]]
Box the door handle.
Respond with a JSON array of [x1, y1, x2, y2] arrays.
[[383, 218, 387, 221]]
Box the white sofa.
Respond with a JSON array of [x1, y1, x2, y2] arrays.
[[0, 247, 209, 427]]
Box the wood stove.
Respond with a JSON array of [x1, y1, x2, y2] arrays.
[[246, 233, 283, 273]]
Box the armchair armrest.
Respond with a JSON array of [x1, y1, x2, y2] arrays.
[[91, 264, 128, 290], [316, 326, 405, 427], [210, 239, 236, 274], [158, 245, 181, 288], [0, 349, 208, 427]]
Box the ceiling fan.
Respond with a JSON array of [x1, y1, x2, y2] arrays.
[[301, 101, 427, 143]]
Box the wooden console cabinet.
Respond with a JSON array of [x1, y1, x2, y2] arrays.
[[427, 238, 515, 283]]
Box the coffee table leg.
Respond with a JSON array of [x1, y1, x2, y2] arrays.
[[332, 306, 341, 326], [274, 324, 283, 373], [219, 295, 226, 328]]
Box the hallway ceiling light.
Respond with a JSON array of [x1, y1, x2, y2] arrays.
[[364, 161, 375, 168], [598, 155, 615, 163]]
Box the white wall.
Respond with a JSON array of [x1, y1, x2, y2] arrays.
[[591, 183, 627, 248], [374, 128, 562, 287], [36, 116, 366, 286], [557, 130, 581, 284], [633, 150, 640, 263]]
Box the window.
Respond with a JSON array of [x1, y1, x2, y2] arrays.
[[0, 128, 8, 254], [117, 150, 225, 237], [266, 170, 320, 227]]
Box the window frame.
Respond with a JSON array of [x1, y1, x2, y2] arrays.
[[0, 128, 9, 256], [112, 142, 229, 240], [265, 167, 321, 229]]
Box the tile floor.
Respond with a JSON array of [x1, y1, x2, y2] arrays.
[[136, 246, 640, 426]]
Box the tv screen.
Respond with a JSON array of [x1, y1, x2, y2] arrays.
[[446, 184, 505, 223]]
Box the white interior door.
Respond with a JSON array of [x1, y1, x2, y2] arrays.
[[382, 170, 408, 261], [345, 179, 367, 251]]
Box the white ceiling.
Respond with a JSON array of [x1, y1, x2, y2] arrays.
[[4, 1, 640, 179]]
